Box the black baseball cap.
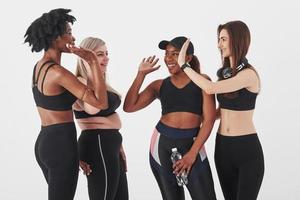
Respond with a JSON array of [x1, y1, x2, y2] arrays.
[[158, 36, 194, 55]]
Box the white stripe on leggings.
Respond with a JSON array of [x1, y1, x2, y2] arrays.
[[98, 134, 108, 200]]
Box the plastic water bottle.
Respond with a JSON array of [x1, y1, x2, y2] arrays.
[[170, 148, 188, 186]]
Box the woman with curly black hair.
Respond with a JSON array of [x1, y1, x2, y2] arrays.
[[24, 8, 108, 200]]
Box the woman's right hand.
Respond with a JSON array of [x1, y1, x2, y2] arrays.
[[66, 44, 97, 64], [79, 160, 92, 176], [138, 55, 160, 75]]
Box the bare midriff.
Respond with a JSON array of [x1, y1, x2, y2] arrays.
[[218, 108, 257, 136], [37, 107, 74, 126], [160, 112, 202, 129], [76, 112, 121, 130]]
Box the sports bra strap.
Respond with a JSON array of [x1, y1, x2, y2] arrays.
[[41, 63, 57, 94], [32, 62, 38, 86], [34, 60, 55, 85]]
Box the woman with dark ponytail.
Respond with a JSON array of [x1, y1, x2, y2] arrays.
[[178, 21, 264, 200], [124, 36, 217, 200], [24, 8, 108, 200]]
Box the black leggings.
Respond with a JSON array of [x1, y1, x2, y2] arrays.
[[150, 121, 216, 200], [78, 129, 128, 200], [34, 122, 79, 200], [215, 133, 264, 200]]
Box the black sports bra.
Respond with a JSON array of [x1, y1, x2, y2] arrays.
[[158, 77, 203, 116], [217, 88, 257, 111], [74, 91, 121, 118], [32, 61, 77, 111]]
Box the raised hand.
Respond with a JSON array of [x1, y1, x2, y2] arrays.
[[66, 43, 97, 64], [138, 55, 160, 75], [178, 38, 190, 67]]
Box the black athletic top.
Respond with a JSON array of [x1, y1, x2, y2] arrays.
[[158, 77, 203, 116], [74, 91, 121, 118], [32, 61, 77, 111], [217, 88, 257, 111]]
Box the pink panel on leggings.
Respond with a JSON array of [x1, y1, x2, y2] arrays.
[[150, 128, 161, 165]]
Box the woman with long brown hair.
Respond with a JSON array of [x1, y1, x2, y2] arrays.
[[178, 21, 264, 200]]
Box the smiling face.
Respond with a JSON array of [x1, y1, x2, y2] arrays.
[[218, 29, 231, 58], [94, 44, 109, 73], [164, 44, 182, 74]]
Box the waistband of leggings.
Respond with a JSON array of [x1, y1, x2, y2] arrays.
[[41, 121, 75, 131], [155, 121, 199, 139], [81, 128, 120, 135], [216, 133, 258, 141]]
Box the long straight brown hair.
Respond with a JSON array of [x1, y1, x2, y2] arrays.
[[217, 21, 260, 97], [217, 20, 251, 76]]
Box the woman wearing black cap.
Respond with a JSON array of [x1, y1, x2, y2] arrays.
[[124, 36, 217, 199], [178, 21, 264, 200], [24, 9, 108, 200]]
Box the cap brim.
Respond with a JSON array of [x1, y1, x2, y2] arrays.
[[158, 40, 170, 50]]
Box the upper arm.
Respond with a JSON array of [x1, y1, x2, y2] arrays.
[[54, 66, 87, 99], [210, 68, 259, 94], [76, 77, 101, 114], [201, 75, 216, 123], [127, 79, 162, 112]]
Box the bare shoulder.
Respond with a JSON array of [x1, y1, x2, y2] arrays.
[[239, 67, 260, 80], [50, 64, 74, 78], [47, 64, 77, 85], [149, 79, 164, 90], [148, 79, 164, 97]]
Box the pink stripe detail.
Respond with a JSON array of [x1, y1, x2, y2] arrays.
[[150, 129, 158, 155]]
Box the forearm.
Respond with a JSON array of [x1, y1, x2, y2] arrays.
[[89, 60, 108, 107], [124, 72, 146, 109], [189, 120, 215, 156], [184, 68, 215, 94]]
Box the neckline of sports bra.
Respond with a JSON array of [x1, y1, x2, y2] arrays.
[[168, 77, 192, 90]]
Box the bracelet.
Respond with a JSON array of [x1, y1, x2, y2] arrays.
[[181, 63, 191, 71], [80, 87, 88, 100]]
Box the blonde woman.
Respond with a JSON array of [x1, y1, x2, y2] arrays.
[[73, 37, 128, 200]]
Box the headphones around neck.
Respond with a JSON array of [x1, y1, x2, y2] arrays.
[[217, 58, 248, 79]]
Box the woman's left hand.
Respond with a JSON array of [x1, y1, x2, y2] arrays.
[[178, 38, 191, 67], [173, 150, 197, 175]]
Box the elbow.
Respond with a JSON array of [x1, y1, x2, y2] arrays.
[[94, 101, 108, 110], [202, 114, 217, 126], [201, 119, 216, 130]]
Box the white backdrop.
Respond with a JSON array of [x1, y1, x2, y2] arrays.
[[1, 0, 299, 199]]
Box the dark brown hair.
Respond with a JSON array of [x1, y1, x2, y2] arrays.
[[217, 21, 252, 97], [218, 20, 251, 76], [189, 55, 200, 73]]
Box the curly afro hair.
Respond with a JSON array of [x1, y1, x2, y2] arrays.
[[24, 8, 76, 52]]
